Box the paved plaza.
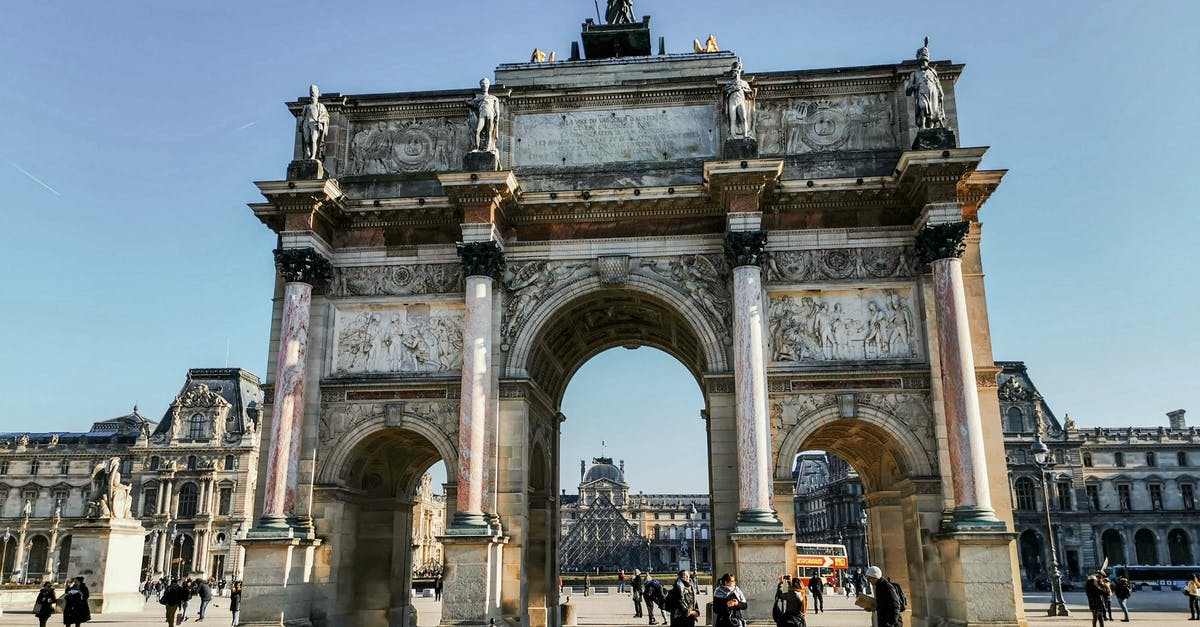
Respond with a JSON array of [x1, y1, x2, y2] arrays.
[[2, 589, 1193, 626]]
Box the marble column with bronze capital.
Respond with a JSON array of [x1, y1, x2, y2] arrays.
[[724, 230, 782, 530], [256, 246, 331, 532], [450, 240, 505, 533], [917, 221, 1003, 529]]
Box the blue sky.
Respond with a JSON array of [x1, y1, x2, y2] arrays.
[[2, 1, 1197, 494]]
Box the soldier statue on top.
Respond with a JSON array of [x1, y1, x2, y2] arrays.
[[606, 0, 636, 25], [905, 37, 956, 149], [300, 84, 330, 161]]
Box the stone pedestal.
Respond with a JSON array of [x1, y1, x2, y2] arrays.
[[65, 518, 146, 613], [935, 530, 1025, 627], [729, 531, 792, 623], [723, 137, 758, 159], [912, 127, 957, 150], [286, 159, 327, 180], [439, 534, 506, 626], [463, 150, 501, 172], [580, 17, 652, 59], [237, 536, 321, 626]]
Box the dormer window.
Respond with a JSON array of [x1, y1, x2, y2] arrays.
[[189, 413, 207, 440]]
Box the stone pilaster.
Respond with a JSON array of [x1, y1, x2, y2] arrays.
[[255, 247, 331, 534], [918, 221, 1003, 529]]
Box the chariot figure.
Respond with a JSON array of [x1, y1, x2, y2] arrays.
[[605, 0, 636, 25]]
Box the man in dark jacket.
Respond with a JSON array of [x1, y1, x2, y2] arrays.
[[670, 570, 700, 627], [807, 574, 824, 613], [632, 569, 646, 618], [643, 579, 666, 625], [195, 578, 214, 621], [866, 566, 902, 627], [160, 579, 189, 627]]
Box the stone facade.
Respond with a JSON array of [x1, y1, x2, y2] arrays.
[[412, 473, 447, 575], [559, 456, 711, 572], [792, 452, 868, 568], [241, 14, 1023, 627], [0, 368, 263, 584]]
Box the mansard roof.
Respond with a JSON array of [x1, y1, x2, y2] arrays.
[[152, 368, 263, 437]]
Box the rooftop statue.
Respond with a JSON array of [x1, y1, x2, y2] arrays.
[[905, 37, 946, 130], [466, 78, 500, 153], [605, 0, 636, 25], [724, 61, 754, 139], [300, 84, 331, 161]]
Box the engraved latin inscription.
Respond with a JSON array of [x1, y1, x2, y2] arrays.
[[512, 105, 718, 167]]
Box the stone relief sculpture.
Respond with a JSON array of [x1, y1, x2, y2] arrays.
[[501, 260, 596, 349], [755, 94, 896, 154], [905, 37, 946, 130], [633, 254, 731, 339], [765, 247, 917, 283], [86, 456, 133, 519], [299, 84, 330, 161], [347, 119, 466, 175], [318, 401, 458, 442], [724, 61, 754, 139], [605, 0, 636, 25], [769, 290, 921, 363], [330, 263, 464, 297], [334, 308, 464, 375], [466, 78, 500, 153]]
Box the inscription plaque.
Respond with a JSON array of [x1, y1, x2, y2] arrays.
[[512, 105, 718, 166]]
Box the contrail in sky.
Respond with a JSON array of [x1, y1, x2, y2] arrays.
[[7, 160, 62, 197], [236, 121, 257, 131]]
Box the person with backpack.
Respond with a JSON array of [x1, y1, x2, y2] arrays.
[[1112, 576, 1132, 622], [865, 566, 904, 627], [666, 570, 700, 627], [713, 573, 748, 627], [160, 578, 189, 627], [806, 573, 824, 614], [642, 578, 667, 625], [772, 576, 807, 627]]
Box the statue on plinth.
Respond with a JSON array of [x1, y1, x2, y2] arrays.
[[466, 78, 500, 153], [299, 84, 330, 161], [725, 61, 754, 139], [86, 456, 134, 520], [605, 0, 636, 25], [905, 37, 956, 149], [22, 496, 33, 518]]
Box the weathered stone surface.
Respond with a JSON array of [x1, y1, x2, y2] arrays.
[[463, 150, 501, 172], [512, 105, 718, 167], [912, 127, 957, 150], [722, 137, 758, 159], [287, 158, 326, 180]]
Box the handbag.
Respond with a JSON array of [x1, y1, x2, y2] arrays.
[[33, 602, 44, 614]]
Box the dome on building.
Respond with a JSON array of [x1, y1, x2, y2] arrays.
[[582, 456, 626, 485]]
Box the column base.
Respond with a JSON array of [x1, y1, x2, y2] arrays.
[[736, 508, 783, 532], [730, 531, 793, 623], [946, 506, 1006, 531], [447, 512, 492, 535], [236, 536, 322, 626], [438, 533, 508, 626], [933, 529, 1027, 627]]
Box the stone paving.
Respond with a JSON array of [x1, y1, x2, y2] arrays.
[[0, 589, 1195, 625]]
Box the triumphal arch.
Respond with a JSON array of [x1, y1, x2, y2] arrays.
[[238, 13, 1025, 627]]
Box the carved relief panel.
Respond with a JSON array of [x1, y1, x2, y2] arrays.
[[331, 304, 465, 376], [768, 287, 923, 364], [346, 118, 467, 175], [329, 263, 464, 297], [754, 94, 898, 155]]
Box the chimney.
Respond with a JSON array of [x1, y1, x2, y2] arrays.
[[580, 459, 585, 482], [1168, 409, 1186, 430]]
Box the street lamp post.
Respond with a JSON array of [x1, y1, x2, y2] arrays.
[[1031, 434, 1070, 617], [859, 507, 869, 567], [1, 527, 12, 584], [688, 503, 698, 576]]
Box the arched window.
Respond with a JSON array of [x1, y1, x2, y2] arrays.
[[177, 483, 199, 518], [1101, 529, 1125, 564], [189, 414, 207, 439], [1014, 477, 1037, 511], [1005, 407, 1024, 433], [1134, 529, 1158, 565], [669, 526, 677, 540], [1169, 529, 1193, 566], [223, 455, 235, 471]]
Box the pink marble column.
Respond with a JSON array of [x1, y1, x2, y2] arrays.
[[725, 231, 781, 529], [257, 247, 329, 532], [451, 241, 503, 532], [919, 221, 1002, 528]]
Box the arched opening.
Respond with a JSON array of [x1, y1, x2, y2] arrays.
[[1101, 529, 1126, 565], [1, 535, 16, 582], [1134, 528, 1159, 565], [56, 536, 71, 582], [171, 534, 195, 578], [26, 535, 50, 581], [1168, 529, 1192, 565], [1018, 530, 1045, 583]]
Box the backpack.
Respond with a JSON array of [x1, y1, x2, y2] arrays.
[[885, 578, 908, 612], [644, 580, 664, 605], [664, 583, 683, 612]]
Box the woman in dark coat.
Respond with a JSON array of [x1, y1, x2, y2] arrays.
[[62, 577, 91, 626], [34, 582, 57, 627]]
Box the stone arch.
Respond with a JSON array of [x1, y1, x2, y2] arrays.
[[1018, 528, 1045, 579], [1168, 528, 1193, 565], [26, 534, 50, 580], [1101, 528, 1126, 564], [315, 406, 459, 488], [504, 273, 728, 400], [1134, 528, 1159, 565], [56, 535, 71, 581], [773, 403, 935, 491]]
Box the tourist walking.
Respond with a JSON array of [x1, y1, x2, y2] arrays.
[[632, 569, 646, 618], [713, 573, 747, 627], [217, 579, 226, 597], [195, 577, 214, 621], [865, 566, 902, 627], [228, 581, 242, 626], [807, 573, 824, 613], [1112, 576, 1132, 622], [160, 578, 189, 627], [619, 569, 627, 593], [434, 574, 443, 601], [1085, 571, 1108, 627], [1187, 572, 1200, 620], [33, 582, 57, 627], [180, 577, 194, 622], [1101, 573, 1114, 620], [852, 567, 866, 596], [62, 577, 91, 626], [583, 573, 592, 596], [771, 576, 806, 627], [668, 570, 700, 627]]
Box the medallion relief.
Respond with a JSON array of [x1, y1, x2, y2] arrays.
[[769, 288, 922, 363], [347, 118, 467, 175], [332, 305, 464, 375], [329, 264, 464, 297], [765, 247, 917, 283], [754, 94, 898, 155]]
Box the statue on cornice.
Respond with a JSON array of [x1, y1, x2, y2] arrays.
[[465, 78, 500, 153], [724, 61, 754, 139], [300, 84, 330, 161], [905, 37, 946, 130], [605, 0, 636, 25]]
